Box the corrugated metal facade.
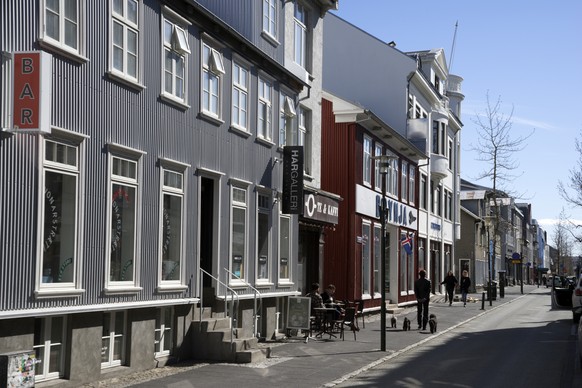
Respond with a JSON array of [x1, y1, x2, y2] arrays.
[[1, 0, 301, 313]]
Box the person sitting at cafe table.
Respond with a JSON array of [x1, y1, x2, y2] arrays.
[[321, 284, 345, 320], [307, 282, 325, 314]]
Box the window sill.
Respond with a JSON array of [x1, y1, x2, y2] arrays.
[[35, 288, 85, 299], [229, 125, 251, 138], [103, 286, 142, 295], [199, 111, 225, 126], [107, 71, 146, 92], [261, 31, 280, 47], [278, 281, 294, 287], [160, 93, 190, 110], [156, 284, 189, 293], [38, 39, 89, 64], [256, 136, 275, 147], [256, 281, 274, 288]]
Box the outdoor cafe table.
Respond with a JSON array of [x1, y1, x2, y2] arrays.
[[312, 307, 339, 339]]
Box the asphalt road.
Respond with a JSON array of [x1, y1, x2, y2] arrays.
[[336, 288, 582, 388]]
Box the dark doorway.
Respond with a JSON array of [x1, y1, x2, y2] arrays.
[[298, 229, 320, 296], [200, 177, 214, 288]]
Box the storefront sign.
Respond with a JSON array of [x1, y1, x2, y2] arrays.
[[355, 184, 417, 229], [303, 192, 339, 224], [282, 146, 303, 214], [11, 51, 51, 133]]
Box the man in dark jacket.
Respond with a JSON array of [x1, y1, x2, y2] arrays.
[[441, 271, 458, 306], [414, 269, 431, 330]]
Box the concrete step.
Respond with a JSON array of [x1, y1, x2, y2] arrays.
[[386, 304, 404, 315], [235, 348, 270, 364]]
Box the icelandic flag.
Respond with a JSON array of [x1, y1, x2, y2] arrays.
[[401, 232, 414, 255]]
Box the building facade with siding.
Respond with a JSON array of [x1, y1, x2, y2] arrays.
[[0, 0, 334, 385]]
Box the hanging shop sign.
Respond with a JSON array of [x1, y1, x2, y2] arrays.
[[10, 51, 52, 133], [303, 191, 339, 224], [282, 146, 303, 214]]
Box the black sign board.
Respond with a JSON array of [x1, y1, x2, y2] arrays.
[[282, 146, 304, 214], [286, 296, 311, 330]]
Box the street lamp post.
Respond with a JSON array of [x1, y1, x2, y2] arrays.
[[375, 153, 395, 352]]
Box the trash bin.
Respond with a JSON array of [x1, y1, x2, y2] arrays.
[[487, 281, 497, 301]]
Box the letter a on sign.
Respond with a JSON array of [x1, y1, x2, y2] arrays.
[[11, 51, 52, 133]]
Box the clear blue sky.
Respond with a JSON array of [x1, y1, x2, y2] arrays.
[[332, 0, 582, 248]]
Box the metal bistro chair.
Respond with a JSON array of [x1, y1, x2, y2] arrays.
[[340, 307, 358, 341], [354, 300, 365, 329]]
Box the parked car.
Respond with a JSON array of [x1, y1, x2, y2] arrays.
[[572, 275, 582, 323]]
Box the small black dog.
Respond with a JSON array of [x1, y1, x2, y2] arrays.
[[428, 314, 437, 333], [390, 316, 397, 328], [402, 317, 411, 331]]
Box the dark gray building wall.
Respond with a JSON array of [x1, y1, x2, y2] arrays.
[[67, 313, 102, 383]]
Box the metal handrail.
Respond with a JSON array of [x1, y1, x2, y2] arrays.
[[199, 268, 239, 345], [224, 267, 263, 338]]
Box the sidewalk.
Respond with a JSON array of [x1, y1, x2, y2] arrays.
[[96, 285, 541, 388]]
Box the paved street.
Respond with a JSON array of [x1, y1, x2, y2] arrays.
[[83, 284, 574, 388]]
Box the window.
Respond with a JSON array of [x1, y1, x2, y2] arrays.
[[257, 193, 271, 281], [231, 185, 248, 282], [432, 121, 439, 154], [445, 189, 453, 221], [374, 145, 382, 191], [262, 0, 277, 39], [110, 0, 139, 82], [401, 161, 408, 202], [202, 42, 224, 119], [298, 106, 311, 175], [362, 222, 371, 295], [258, 77, 272, 141], [430, 180, 435, 214], [279, 93, 296, 147], [34, 316, 66, 381], [279, 214, 291, 281], [232, 61, 249, 131], [40, 0, 84, 57], [39, 137, 82, 291], [448, 137, 453, 169], [101, 311, 126, 368], [373, 224, 381, 295], [387, 158, 398, 196], [363, 136, 372, 186], [155, 307, 173, 356], [108, 154, 140, 287], [409, 164, 416, 205], [435, 184, 442, 216], [160, 166, 185, 285], [420, 174, 427, 210], [294, 2, 307, 68], [161, 9, 190, 104]]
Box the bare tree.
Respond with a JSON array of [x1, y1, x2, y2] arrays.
[[470, 92, 534, 285], [558, 131, 582, 243], [552, 209, 573, 276]]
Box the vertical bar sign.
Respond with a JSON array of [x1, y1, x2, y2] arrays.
[[12, 51, 52, 133], [282, 146, 304, 214]]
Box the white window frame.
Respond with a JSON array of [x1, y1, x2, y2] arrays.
[[258, 76, 273, 141], [374, 144, 382, 191], [201, 40, 225, 120], [161, 7, 191, 107], [230, 182, 250, 285], [373, 223, 382, 297], [409, 164, 416, 205], [39, 0, 86, 59], [231, 59, 250, 132], [262, 0, 277, 40], [155, 307, 173, 357], [363, 135, 372, 186], [401, 161, 408, 203], [101, 311, 126, 368], [36, 130, 87, 297], [33, 316, 66, 382], [420, 173, 427, 210], [297, 106, 311, 175], [293, 1, 307, 68], [105, 144, 144, 293], [361, 221, 371, 296], [256, 192, 272, 283], [158, 159, 188, 289], [109, 0, 141, 85], [279, 92, 296, 147], [278, 213, 291, 284]]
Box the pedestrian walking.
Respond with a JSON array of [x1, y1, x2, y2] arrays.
[[441, 270, 458, 306], [414, 269, 431, 330], [460, 270, 471, 307]]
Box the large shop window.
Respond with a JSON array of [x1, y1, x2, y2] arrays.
[[160, 165, 186, 286], [39, 137, 82, 292], [110, 0, 140, 84], [34, 316, 66, 382], [39, 0, 85, 59], [230, 185, 248, 283], [101, 311, 126, 368], [108, 152, 142, 289], [257, 193, 271, 282], [279, 214, 291, 282], [361, 222, 371, 296], [155, 307, 173, 357]]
